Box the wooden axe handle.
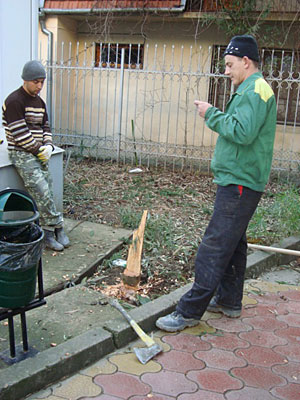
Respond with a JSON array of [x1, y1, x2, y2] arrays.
[[248, 243, 300, 256], [110, 299, 155, 347]]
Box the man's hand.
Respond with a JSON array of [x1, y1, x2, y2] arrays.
[[194, 100, 212, 118], [37, 145, 53, 165]]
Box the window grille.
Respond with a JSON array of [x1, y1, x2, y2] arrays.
[[95, 43, 144, 69], [209, 45, 300, 126]]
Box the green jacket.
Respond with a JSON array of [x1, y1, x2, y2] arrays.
[[205, 72, 277, 192]]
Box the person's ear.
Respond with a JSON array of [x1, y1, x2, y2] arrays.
[[242, 56, 251, 69]]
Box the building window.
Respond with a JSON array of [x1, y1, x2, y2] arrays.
[[95, 43, 144, 69], [262, 49, 300, 125], [209, 45, 300, 126]]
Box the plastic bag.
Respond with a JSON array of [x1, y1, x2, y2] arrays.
[[0, 223, 41, 243], [0, 223, 44, 271]]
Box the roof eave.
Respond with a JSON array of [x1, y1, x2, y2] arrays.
[[42, 7, 185, 14]]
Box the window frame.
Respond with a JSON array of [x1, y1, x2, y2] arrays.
[[95, 43, 144, 69]]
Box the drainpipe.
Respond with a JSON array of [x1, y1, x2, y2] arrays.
[[39, 13, 53, 127]]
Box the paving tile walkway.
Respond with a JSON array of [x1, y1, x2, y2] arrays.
[[27, 280, 300, 400]]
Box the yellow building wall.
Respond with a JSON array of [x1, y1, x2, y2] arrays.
[[38, 15, 300, 162]]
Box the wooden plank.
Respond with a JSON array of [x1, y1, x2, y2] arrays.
[[122, 210, 148, 287]]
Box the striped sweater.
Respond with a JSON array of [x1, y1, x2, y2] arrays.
[[2, 86, 53, 155]]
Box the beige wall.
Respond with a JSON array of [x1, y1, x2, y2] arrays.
[[39, 16, 78, 131], [38, 15, 300, 160], [67, 19, 220, 148], [39, 16, 78, 60], [275, 125, 300, 153]]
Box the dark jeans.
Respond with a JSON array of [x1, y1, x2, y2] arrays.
[[176, 184, 262, 319]]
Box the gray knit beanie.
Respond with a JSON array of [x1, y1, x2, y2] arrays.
[[21, 60, 46, 81]]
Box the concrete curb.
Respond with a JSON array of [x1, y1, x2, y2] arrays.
[[0, 235, 299, 400], [0, 328, 114, 400], [104, 283, 193, 349], [245, 236, 300, 278]]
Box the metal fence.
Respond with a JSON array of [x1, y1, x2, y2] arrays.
[[41, 41, 300, 174]]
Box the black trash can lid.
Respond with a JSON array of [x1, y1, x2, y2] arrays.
[[0, 190, 40, 226]]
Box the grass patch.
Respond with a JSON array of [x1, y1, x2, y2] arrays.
[[248, 186, 300, 244]]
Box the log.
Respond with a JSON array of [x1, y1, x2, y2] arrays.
[[248, 243, 300, 257], [122, 210, 148, 287]]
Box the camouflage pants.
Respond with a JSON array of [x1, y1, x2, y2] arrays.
[[9, 150, 63, 231]]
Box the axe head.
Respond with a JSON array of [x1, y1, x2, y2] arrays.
[[134, 343, 162, 364]]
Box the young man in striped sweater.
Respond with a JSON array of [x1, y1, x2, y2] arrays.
[[2, 60, 70, 251]]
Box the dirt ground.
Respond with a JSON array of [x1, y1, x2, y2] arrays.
[[63, 158, 300, 304]]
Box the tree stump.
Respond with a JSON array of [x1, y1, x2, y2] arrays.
[[122, 210, 148, 287]]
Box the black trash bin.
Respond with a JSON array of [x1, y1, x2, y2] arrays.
[[0, 189, 44, 309]]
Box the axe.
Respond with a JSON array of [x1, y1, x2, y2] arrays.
[[110, 298, 162, 364]]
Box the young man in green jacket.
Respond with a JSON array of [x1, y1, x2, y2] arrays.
[[156, 35, 277, 332]]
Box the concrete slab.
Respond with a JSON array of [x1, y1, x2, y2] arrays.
[[0, 286, 108, 360], [42, 218, 132, 294]]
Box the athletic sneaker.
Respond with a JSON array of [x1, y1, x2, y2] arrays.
[[156, 311, 199, 332], [207, 297, 241, 318]]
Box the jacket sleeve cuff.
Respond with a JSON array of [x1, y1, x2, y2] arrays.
[[44, 142, 55, 151], [204, 106, 215, 121]]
